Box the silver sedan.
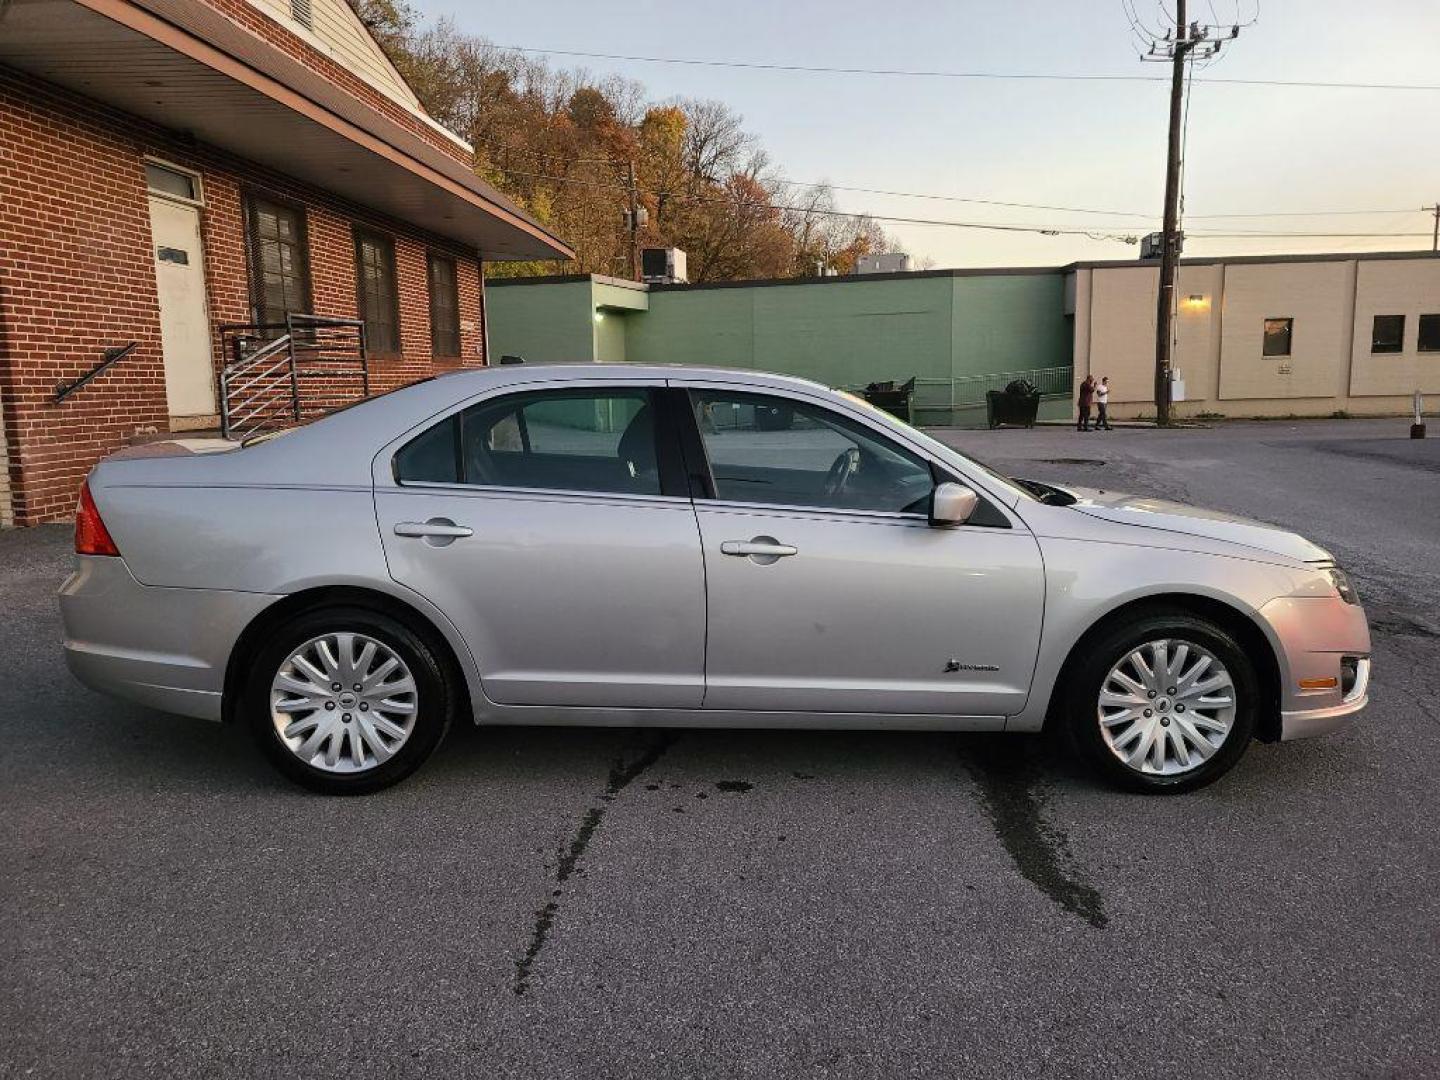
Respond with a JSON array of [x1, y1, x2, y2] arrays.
[[60, 365, 1371, 794]]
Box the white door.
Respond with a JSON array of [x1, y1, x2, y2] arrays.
[[148, 195, 217, 419]]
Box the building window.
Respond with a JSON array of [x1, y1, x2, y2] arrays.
[[354, 229, 401, 356], [1420, 314, 1440, 353], [290, 0, 313, 30], [427, 254, 461, 358], [144, 161, 201, 203], [1371, 315, 1405, 354], [1262, 317, 1293, 358], [244, 194, 311, 329]]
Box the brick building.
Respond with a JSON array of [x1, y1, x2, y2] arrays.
[[0, 0, 573, 525]]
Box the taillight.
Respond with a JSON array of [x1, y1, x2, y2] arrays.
[[75, 479, 120, 557]]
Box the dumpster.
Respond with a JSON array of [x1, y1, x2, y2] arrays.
[[863, 377, 916, 423], [985, 378, 1041, 429]]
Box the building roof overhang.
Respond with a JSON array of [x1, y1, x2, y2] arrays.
[[0, 0, 574, 261]]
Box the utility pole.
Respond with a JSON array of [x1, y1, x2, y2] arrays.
[[1136, 5, 1238, 424], [1152, 1, 1193, 425], [626, 160, 640, 281]]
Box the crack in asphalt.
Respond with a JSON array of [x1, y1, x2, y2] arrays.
[[961, 742, 1109, 930], [512, 731, 676, 996]]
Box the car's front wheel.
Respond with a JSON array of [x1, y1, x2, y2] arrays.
[[245, 607, 453, 795], [1065, 611, 1259, 793]]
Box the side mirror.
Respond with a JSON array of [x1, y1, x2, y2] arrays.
[[930, 481, 978, 527]]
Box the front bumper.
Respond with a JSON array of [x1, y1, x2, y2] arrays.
[[1259, 595, 1372, 741], [59, 555, 277, 721]]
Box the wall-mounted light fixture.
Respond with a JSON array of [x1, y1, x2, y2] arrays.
[[593, 311, 606, 323], [1181, 294, 1211, 312]]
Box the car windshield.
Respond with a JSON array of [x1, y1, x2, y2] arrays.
[[837, 392, 1038, 504]]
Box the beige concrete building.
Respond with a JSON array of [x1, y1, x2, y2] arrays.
[[1068, 251, 1440, 419]]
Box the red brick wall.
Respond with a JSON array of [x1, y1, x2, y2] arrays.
[[0, 66, 487, 525]]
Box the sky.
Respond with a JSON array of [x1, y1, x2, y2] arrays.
[[418, 0, 1440, 269]]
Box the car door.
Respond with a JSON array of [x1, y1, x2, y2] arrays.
[[373, 382, 706, 709], [679, 384, 1045, 718]]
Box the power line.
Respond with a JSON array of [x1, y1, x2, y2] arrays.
[[492, 44, 1440, 92], [488, 167, 1139, 241], [475, 139, 1423, 222], [488, 166, 1436, 242]]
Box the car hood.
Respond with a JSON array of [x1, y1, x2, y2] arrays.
[[1049, 485, 1334, 564]]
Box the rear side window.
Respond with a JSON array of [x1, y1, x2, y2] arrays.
[[393, 389, 660, 496], [393, 415, 458, 483]]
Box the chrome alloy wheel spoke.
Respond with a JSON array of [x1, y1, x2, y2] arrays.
[[1096, 638, 1237, 777], [269, 633, 419, 775]]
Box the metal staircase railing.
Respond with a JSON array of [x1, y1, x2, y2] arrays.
[[218, 314, 369, 441]]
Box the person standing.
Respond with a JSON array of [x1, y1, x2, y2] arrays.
[[1077, 375, 1095, 432], [1095, 376, 1112, 431]]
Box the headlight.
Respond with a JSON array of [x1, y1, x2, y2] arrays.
[[1326, 567, 1359, 605]]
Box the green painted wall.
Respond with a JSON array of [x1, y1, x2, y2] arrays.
[[593, 309, 627, 363], [486, 279, 595, 364], [950, 274, 1070, 378], [485, 271, 1074, 425]]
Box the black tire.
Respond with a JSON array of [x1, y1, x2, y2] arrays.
[[244, 606, 454, 795], [1064, 611, 1258, 794]]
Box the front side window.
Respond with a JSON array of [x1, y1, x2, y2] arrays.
[[690, 390, 933, 514], [428, 254, 461, 358], [1419, 314, 1440, 353], [245, 194, 311, 328], [354, 229, 401, 356], [1371, 314, 1405, 354], [1262, 317, 1293, 357], [394, 389, 660, 496]]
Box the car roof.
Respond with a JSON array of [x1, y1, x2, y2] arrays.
[[432, 362, 831, 393]]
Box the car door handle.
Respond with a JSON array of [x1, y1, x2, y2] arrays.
[[394, 519, 473, 539], [720, 539, 798, 558]]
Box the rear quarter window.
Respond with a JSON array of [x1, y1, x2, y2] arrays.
[[394, 416, 459, 483]]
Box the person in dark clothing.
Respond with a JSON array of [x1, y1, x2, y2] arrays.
[[1077, 375, 1095, 432]]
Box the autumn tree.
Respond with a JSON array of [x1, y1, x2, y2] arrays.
[[353, 1, 906, 281]]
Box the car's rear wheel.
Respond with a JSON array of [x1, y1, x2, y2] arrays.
[[1065, 611, 1258, 793], [245, 607, 452, 795]]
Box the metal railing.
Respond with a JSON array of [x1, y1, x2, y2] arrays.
[[54, 342, 138, 404], [218, 314, 368, 440]]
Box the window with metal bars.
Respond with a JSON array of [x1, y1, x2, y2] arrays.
[[428, 253, 461, 358], [244, 194, 311, 330], [354, 229, 401, 356]]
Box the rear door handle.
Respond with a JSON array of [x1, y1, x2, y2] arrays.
[[720, 538, 797, 559], [394, 519, 473, 543]]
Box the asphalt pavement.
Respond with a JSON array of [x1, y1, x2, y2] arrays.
[[2, 418, 1437, 1079]]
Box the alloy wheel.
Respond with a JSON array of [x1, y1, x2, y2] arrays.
[[1096, 638, 1237, 777], [269, 632, 419, 774]]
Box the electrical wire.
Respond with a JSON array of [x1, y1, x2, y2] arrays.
[[474, 140, 1423, 223], [488, 167, 1436, 241], [492, 44, 1440, 92], [488, 167, 1140, 241]]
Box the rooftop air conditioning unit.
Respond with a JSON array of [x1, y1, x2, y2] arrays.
[[641, 247, 687, 284], [853, 253, 911, 275]]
